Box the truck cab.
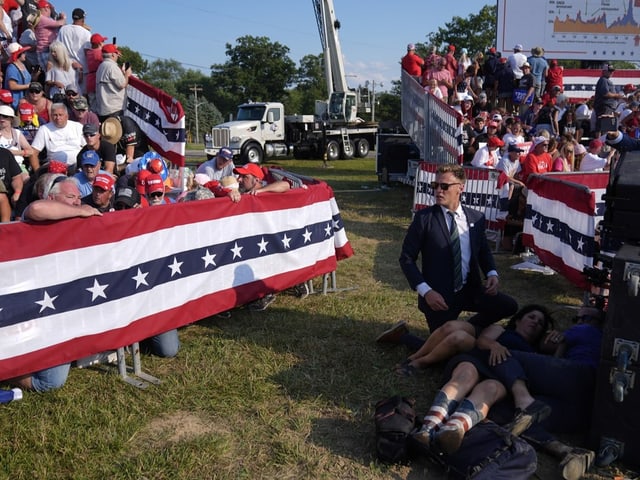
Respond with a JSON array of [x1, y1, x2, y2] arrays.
[[204, 102, 287, 164]]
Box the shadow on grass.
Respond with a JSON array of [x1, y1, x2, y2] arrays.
[[195, 302, 443, 470]]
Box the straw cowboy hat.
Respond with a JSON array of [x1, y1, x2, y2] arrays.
[[100, 117, 123, 144]]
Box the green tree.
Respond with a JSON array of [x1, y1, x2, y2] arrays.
[[118, 46, 148, 76], [423, 4, 497, 57], [141, 59, 186, 96], [182, 95, 223, 143], [286, 53, 327, 114], [210, 35, 297, 118]]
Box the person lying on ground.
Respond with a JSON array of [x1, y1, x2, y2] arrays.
[[392, 304, 554, 377], [411, 305, 602, 480]]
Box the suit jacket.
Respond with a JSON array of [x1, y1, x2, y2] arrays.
[[399, 205, 496, 307]]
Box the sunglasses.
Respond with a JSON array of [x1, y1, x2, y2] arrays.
[[52, 175, 68, 185], [66, 91, 78, 96], [114, 202, 130, 210], [149, 191, 164, 198], [29, 88, 43, 94], [83, 132, 97, 137], [429, 181, 462, 191], [0, 114, 12, 119]]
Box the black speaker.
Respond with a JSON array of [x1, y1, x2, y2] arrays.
[[602, 151, 640, 245], [590, 244, 640, 466]]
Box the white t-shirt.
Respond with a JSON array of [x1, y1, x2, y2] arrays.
[[579, 152, 607, 171], [31, 120, 86, 166]]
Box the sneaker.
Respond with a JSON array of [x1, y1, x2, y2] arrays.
[[435, 425, 465, 455], [291, 282, 309, 299], [248, 294, 276, 311], [560, 448, 595, 480], [376, 320, 408, 344], [506, 399, 551, 436]]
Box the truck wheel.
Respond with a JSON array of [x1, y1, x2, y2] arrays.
[[242, 144, 263, 164], [354, 138, 370, 158], [326, 140, 340, 161], [340, 140, 355, 159]]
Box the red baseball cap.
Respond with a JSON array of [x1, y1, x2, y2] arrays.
[[102, 44, 121, 55], [93, 173, 115, 191], [0, 89, 13, 104], [589, 139, 604, 150], [90, 33, 108, 44], [233, 163, 264, 180], [145, 174, 165, 195], [488, 136, 505, 148], [19, 102, 35, 121]]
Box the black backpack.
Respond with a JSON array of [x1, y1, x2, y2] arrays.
[[373, 395, 417, 463], [412, 420, 537, 480]]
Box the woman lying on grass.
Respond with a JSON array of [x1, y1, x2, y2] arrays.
[[394, 304, 555, 377]]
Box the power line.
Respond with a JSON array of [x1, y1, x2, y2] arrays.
[[138, 52, 211, 72]]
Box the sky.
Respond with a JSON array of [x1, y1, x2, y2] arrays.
[[49, 0, 488, 92]]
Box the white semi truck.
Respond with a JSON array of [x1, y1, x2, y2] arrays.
[[204, 0, 378, 163]]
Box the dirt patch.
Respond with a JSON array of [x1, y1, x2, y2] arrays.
[[135, 410, 225, 448]]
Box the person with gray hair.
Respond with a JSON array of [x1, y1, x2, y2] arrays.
[[95, 43, 131, 122], [29, 102, 85, 172]]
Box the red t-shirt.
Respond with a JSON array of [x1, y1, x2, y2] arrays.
[[520, 151, 552, 183], [401, 52, 424, 77]]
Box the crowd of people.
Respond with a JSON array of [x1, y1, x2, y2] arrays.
[[0, 2, 308, 395], [403, 41, 640, 253], [403, 42, 638, 165]]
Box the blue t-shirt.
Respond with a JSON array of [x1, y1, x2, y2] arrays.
[[4, 63, 32, 109], [497, 328, 537, 353]]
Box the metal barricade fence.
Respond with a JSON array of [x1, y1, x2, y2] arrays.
[[401, 70, 464, 165]]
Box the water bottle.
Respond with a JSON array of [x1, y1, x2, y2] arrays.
[[0, 388, 22, 404]]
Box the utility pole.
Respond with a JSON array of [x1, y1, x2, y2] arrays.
[[190, 84, 203, 143], [371, 80, 382, 122]]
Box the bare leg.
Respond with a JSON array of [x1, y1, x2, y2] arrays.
[[407, 320, 475, 364], [510, 379, 536, 410]]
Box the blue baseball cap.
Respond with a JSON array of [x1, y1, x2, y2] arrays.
[[81, 150, 101, 166], [219, 147, 233, 160]]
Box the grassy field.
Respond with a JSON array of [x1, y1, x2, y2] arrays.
[[1, 156, 633, 479]]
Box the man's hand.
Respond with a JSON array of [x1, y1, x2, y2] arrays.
[[485, 275, 499, 295], [78, 205, 102, 217], [424, 289, 448, 311], [228, 189, 241, 203]]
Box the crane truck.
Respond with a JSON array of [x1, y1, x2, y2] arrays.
[[203, 0, 378, 163]]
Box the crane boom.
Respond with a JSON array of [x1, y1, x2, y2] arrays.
[[312, 0, 358, 124], [313, 0, 349, 95]]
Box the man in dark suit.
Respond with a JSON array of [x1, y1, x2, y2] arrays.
[[381, 164, 517, 351]]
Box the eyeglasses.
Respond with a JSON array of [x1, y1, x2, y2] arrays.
[[149, 191, 164, 198], [429, 181, 462, 191]]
